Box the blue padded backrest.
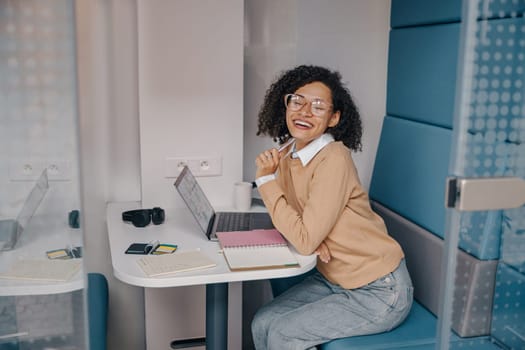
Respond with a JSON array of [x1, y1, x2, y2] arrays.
[[88, 273, 108, 350], [387, 24, 459, 128], [370, 117, 503, 260], [369, 116, 451, 238], [391, 0, 461, 28], [391, 0, 525, 29]]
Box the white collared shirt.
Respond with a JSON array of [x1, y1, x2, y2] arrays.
[[255, 134, 335, 187], [290, 133, 335, 166]]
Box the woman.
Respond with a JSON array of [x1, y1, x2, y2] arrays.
[[251, 65, 413, 349]]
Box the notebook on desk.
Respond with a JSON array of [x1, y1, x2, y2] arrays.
[[0, 259, 82, 282], [174, 166, 273, 241], [216, 229, 299, 271], [137, 250, 217, 277]]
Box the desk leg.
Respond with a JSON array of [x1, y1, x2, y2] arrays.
[[206, 283, 228, 350]]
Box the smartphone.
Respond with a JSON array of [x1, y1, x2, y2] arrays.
[[125, 243, 152, 255]]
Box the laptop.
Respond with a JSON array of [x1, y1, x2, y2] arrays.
[[174, 166, 273, 241], [0, 169, 49, 251]]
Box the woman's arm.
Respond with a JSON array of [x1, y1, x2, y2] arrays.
[[258, 148, 356, 254]]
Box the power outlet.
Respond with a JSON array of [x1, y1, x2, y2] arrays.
[[165, 156, 222, 177], [46, 160, 71, 181], [9, 159, 71, 181], [8, 160, 45, 181]]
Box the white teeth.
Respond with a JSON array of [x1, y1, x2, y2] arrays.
[[295, 120, 312, 128]]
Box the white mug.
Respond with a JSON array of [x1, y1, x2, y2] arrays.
[[234, 182, 253, 211]]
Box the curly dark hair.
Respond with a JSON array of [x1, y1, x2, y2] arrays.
[[256, 65, 363, 152]]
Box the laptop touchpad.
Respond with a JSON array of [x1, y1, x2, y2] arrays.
[[250, 213, 274, 230]]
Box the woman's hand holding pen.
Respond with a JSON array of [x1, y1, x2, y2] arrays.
[[255, 148, 281, 178], [255, 138, 295, 179]]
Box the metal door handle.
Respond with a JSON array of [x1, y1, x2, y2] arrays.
[[446, 177, 525, 211]]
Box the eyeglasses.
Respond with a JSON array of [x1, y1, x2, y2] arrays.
[[284, 93, 333, 117]]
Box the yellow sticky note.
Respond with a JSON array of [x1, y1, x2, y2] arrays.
[[151, 244, 177, 255], [47, 249, 71, 260]]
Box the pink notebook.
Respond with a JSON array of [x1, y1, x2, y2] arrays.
[[216, 229, 287, 248], [216, 229, 299, 271]]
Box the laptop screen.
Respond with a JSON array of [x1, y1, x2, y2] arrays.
[[174, 166, 215, 234], [0, 169, 49, 251], [17, 169, 49, 230]]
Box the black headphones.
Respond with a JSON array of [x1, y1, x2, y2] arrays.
[[122, 207, 165, 228]]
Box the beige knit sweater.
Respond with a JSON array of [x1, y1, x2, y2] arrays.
[[258, 141, 404, 289]]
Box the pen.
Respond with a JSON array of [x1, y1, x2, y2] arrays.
[[277, 137, 295, 153]]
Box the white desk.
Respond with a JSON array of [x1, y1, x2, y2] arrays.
[[0, 225, 83, 296], [107, 201, 317, 350]]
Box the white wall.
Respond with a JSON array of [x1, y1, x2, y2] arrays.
[[243, 0, 299, 186], [297, 0, 391, 189], [76, 1, 145, 349], [138, 0, 244, 210]]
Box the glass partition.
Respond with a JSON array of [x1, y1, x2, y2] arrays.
[[0, 0, 86, 349], [441, 0, 525, 349]]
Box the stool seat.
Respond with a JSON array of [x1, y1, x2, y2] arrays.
[[320, 302, 443, 350]]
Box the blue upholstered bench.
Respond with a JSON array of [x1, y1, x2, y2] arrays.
[[320, 302, 437, 349], [88, 273, 109, 350], [320, 302, 450, 350]]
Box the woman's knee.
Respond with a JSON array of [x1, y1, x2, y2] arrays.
[[251, 305, 274, 335], [266, 318, 301, 350], [266, 322, 287, 349]]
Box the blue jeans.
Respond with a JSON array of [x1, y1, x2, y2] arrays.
[[251, 259, 413, 350]]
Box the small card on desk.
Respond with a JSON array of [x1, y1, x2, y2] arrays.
[[150, 244, 177, 255], [46, 248, 71, 260], [125, 243, 153, 255]]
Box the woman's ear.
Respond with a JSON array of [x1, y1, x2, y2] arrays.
[[328, 111, 341, 128]]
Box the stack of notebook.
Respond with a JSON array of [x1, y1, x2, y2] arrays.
[[217, 229, 299, 271]]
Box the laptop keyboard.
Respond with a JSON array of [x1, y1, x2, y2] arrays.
[[216, 212, 251, 232]]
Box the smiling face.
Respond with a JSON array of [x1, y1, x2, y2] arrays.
[[285, 82, 340, 151]]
